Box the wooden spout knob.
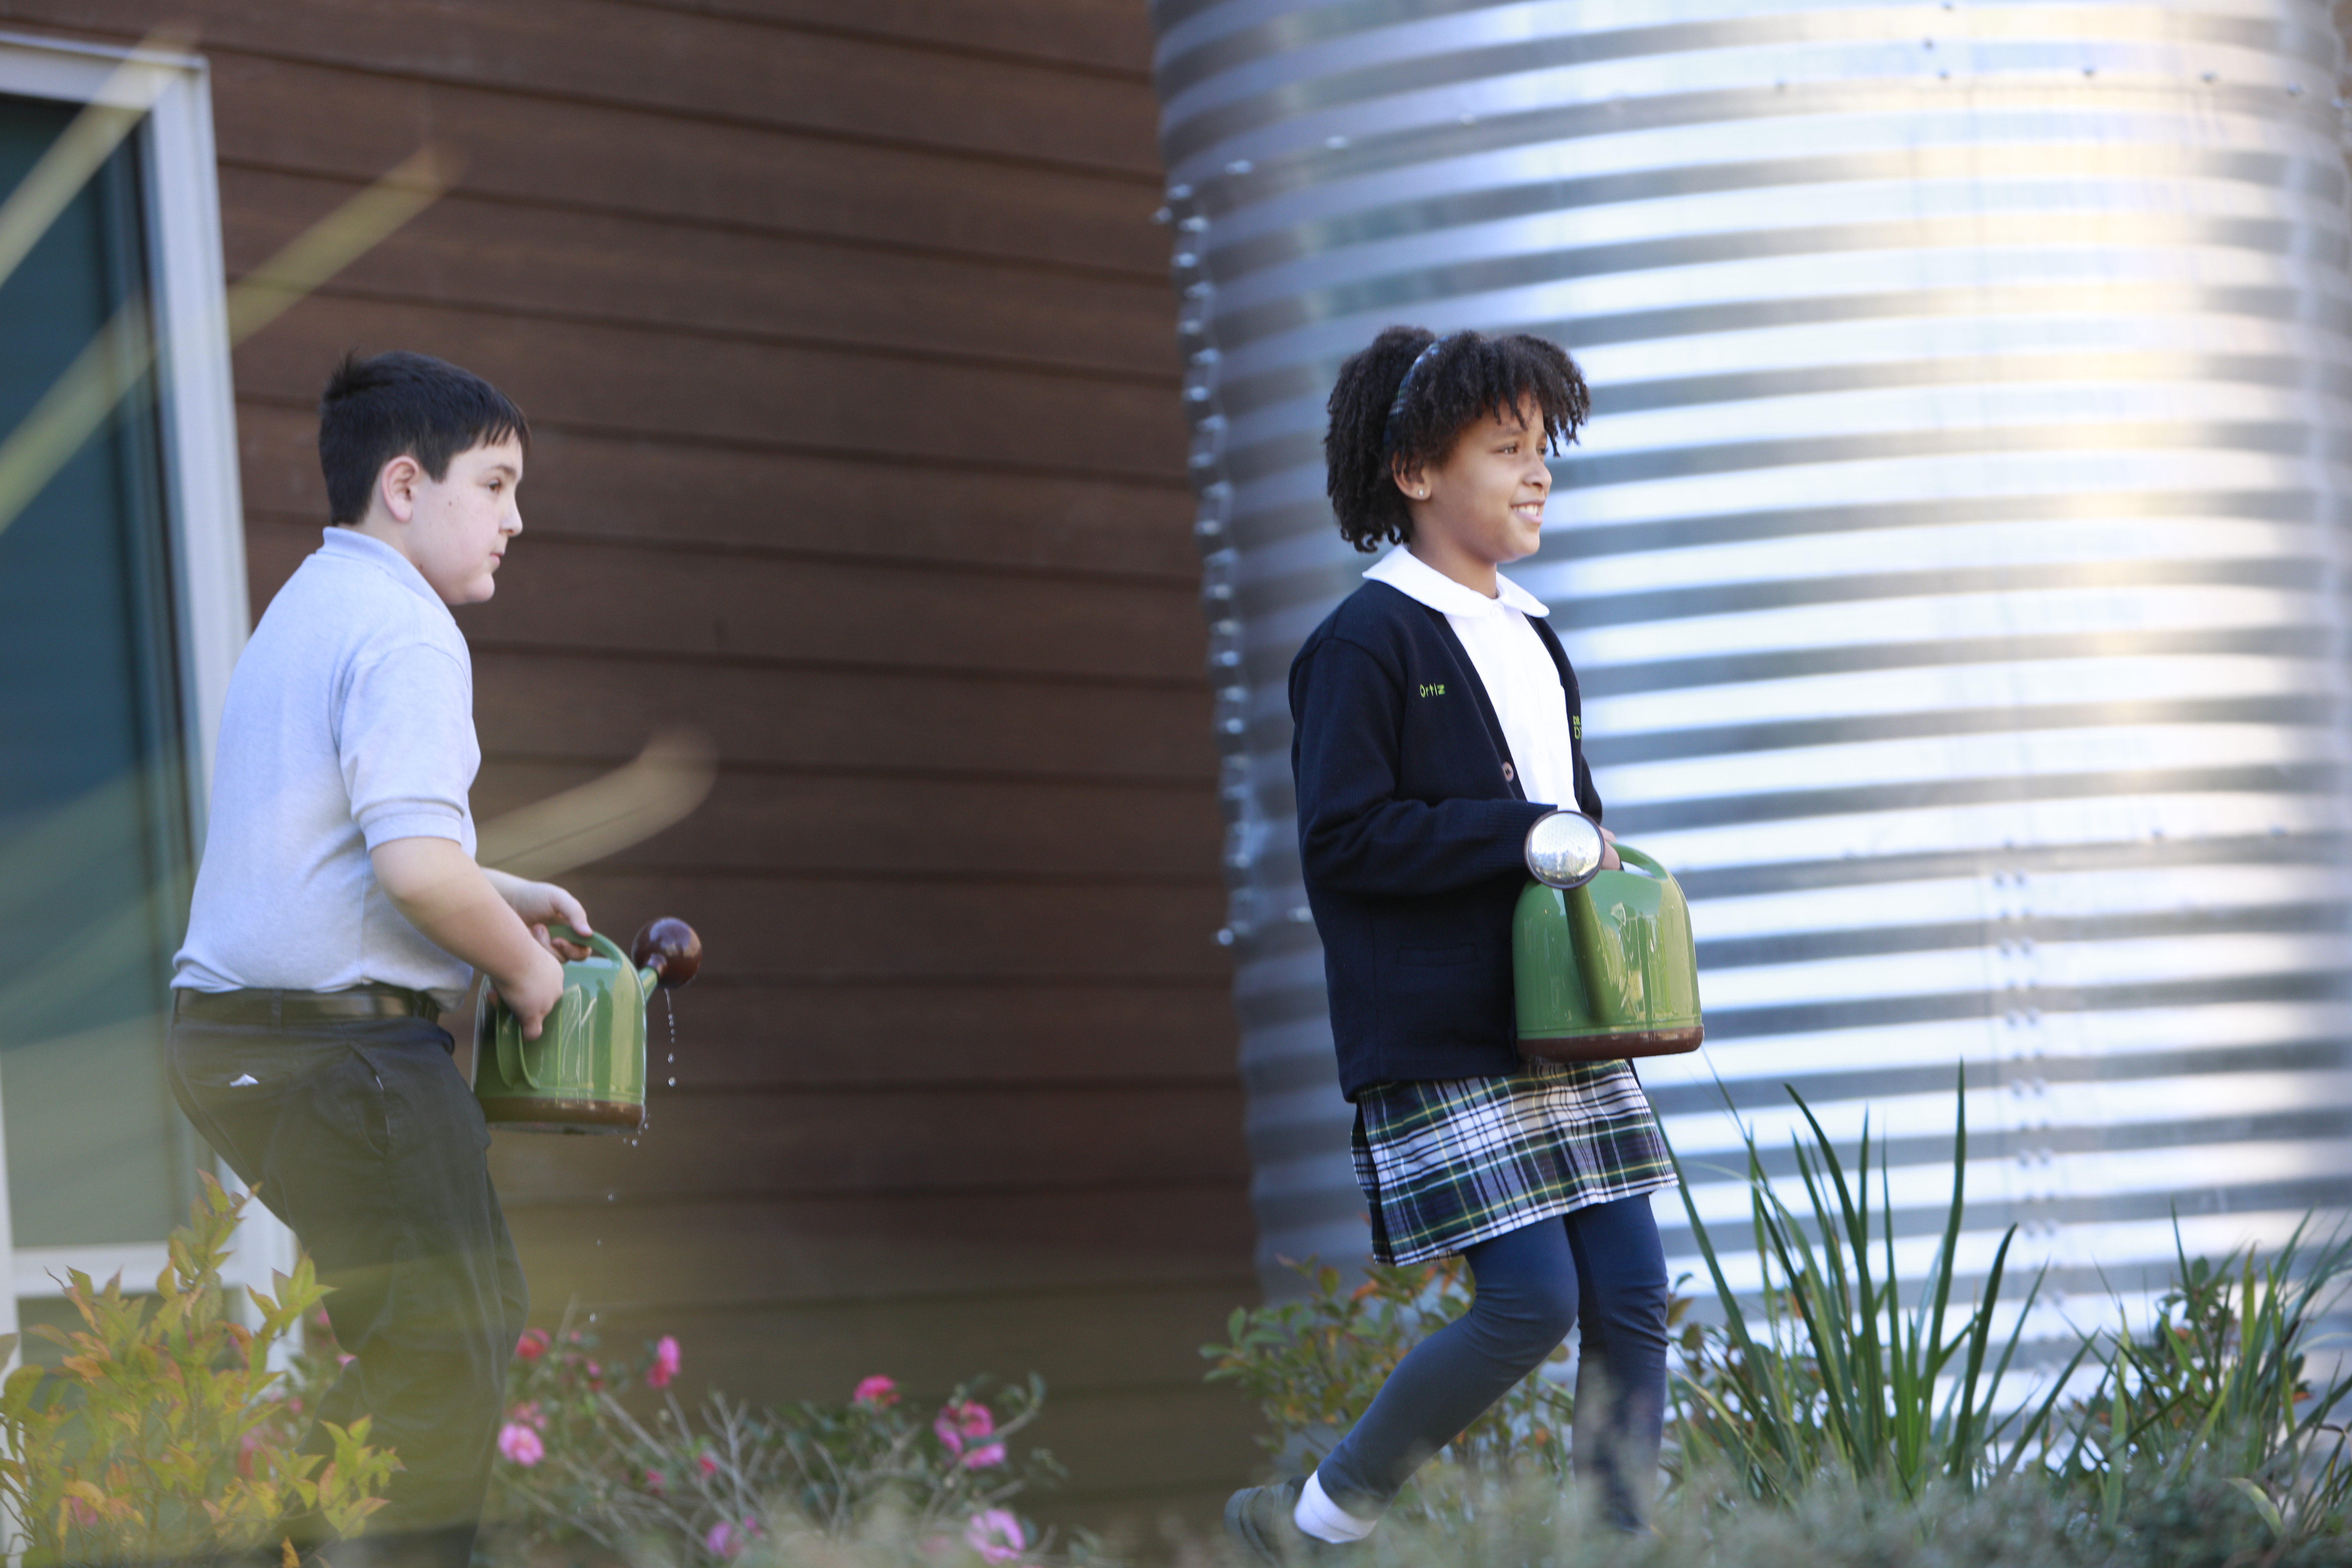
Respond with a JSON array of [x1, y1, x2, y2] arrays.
[[632, 918, 701, 988]]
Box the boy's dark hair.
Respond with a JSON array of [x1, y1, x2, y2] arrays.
[[1324, 326, 1590, 552], [318, 350, 530, 525]]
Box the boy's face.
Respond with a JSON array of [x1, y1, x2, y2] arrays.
[[380, 437, 525, 605], [1398, 398, 1552, 570]]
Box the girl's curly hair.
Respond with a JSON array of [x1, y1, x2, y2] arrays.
[[1323, 326, 1590, 552]]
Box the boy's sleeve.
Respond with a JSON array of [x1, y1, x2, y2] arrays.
[[339, 642, 476, 849], [1292, 635, 1550, 897]]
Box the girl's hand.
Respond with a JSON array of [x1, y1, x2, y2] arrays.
[[1599, 826, 1622, 872]]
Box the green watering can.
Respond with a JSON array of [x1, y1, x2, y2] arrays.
[[473, 917, 701, 1134], [1513, 813, 1703, 1062]]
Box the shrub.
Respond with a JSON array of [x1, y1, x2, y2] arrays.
[[371, 1306, 1091, 1565], [1202, 1254, 1608, 1522], [0, 1173, 395, 1566]]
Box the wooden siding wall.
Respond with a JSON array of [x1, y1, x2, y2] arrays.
[[2, 0, 1261, 1535]]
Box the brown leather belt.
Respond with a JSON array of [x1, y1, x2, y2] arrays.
[[172, 985, 443, 1027]]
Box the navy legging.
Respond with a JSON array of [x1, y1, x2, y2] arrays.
[[1314, 1194, 1670, 1530]]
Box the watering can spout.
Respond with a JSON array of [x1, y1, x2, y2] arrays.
[[632, 917, 702, 991]]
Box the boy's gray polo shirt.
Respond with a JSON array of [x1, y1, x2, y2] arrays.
[[174, 527, 480, 1006]]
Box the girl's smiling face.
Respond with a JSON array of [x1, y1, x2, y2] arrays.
[[1393, 399, 1552, 595]]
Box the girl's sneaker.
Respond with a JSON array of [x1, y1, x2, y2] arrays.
[[1223, 1479, 1360, 1563]]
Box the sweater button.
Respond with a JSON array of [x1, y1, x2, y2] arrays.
[[1502, 763, 1514, 780]]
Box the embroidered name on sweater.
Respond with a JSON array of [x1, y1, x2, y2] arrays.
[[1572, 715, 1582, 739], [1418, 683, 1446, 698]]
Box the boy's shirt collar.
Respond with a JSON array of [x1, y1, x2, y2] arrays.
[[316, 526, 454, 616], [1365, 543, 1550, 620]]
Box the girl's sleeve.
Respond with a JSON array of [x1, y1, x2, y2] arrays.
[[1292, 635, 1550, 897]]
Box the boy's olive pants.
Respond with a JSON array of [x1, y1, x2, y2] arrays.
[[167, 1010, 529, 1568]]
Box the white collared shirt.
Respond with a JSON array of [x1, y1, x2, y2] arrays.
[[1364, 545, 1580, 810], [175, 528, 482, 1004]]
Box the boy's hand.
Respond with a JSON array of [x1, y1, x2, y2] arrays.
[[482, 869, 594, 961], [492, 945, 569, 1041]]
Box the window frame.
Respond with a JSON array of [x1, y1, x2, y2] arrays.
[[0, 28, 288, 1327]]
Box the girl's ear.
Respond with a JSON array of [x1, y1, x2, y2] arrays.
[[1391, 454, 1428, 502]]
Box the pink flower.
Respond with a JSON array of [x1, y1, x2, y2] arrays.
[[704, 1520, 759, 1560], [238, 1429, 261, 1480], [509, 1401, 545, 1431], [516, 1328, 550, 1361], [496, 1423, 544, 1467], [964, 1508, 1026, 1563], [853, 1374, 898, 1407], [933, 1398, 994, 1454], [697, 1452, 719, 1477], [644, 1469, 665, 1495], [646, 1335, 681, 1390], [962, 1440, 1007, 1469]]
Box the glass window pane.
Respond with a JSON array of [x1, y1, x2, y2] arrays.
[[0, 93, 197, 1248]]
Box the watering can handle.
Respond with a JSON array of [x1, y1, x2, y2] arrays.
[[542, 923, 631, 968], [1614, 844, 1669, 879]]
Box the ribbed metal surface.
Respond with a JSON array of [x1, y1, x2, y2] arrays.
[[1153, 0, 2352, 1315]]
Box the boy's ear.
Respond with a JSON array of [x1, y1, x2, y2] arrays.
[[378, 455, 423, 523]]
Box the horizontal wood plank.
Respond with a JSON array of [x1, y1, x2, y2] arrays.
[[489, 1083, 1245, 1204], [219, 167, 1180, 377], [499, 1189, 1255, 1309], [617, 0, 1155, 75], [576, 1282, 1251, 1409], [200, 51, 1169, 272], [470, 537, 1203, 682], [461, 653, 1214, 782], [6, 0, 1161, 174], [469, 765, 1220, 881], [540, 869, 1228, 984], [232, 297, 1188, 482], [234, 405, 1194, 578]]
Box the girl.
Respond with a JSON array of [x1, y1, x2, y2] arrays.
[[1225, 327, 1675, 1559]]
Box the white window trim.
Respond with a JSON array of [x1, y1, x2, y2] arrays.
[[0, 29, 289, 1326]]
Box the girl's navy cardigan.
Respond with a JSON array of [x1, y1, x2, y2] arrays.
[[1289, 579, 1604, 1100]]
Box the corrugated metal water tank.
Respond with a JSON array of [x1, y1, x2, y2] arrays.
[[1152, 0, 2352, 1319]]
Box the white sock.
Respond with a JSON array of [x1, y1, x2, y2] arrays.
[[1293, 1471, 1378, 1544]]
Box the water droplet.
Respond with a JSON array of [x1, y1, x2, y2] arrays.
[[667, 1077, 677, 1086]]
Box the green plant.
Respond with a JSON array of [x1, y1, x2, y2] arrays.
[[1202, 1254, 1597, 1520], [1668, 1073, 2084, 1503], [0, 1172, 396, 1566], [2047, 1220, 2352, 1550]]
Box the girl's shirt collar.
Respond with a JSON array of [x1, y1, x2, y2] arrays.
[[1364, 544, 1550, 621]]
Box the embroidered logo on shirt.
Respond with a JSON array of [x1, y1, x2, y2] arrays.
[[1418, 683, 1446, 698], [1572, 715, 1582, 740]]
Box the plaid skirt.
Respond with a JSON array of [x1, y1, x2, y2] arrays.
[[1351, 1058, 1676, 1265]]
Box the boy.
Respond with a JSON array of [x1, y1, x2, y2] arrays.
[[170, 351, 589, 1568]]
